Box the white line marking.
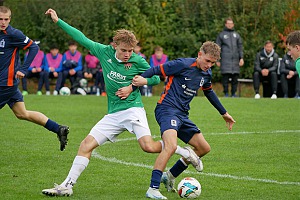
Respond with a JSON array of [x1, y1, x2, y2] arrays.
[[92, 151, 300, 186], [92, 129, 300, 186]]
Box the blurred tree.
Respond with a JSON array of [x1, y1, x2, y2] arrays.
[[3, 0, 299, 81]]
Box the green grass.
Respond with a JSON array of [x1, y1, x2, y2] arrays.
[[0, 95, 299, 200]]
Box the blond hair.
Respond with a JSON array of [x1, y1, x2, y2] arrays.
[[0, 6, 11, 16], [200, 41, 221, 60], [112, 29, 138, 47]]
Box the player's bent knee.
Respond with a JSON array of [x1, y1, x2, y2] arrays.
[[78, 136, 98, 155]]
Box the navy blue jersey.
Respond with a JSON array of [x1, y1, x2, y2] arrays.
[[0, 25, 38, 86], [142, 58, 227, 114]]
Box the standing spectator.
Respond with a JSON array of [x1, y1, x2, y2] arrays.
[[286, 30, 300, 77], [44, 43, 63, 95], [21, 40, 47, 95], [53, 41, 83, 95], [216, 17, 244, 97], [148, 46, 168, 96], [280, 52, 299, 98], [253, 40, 279, 99], [84, 51, 105, 96], [0, 6, 69, 151]]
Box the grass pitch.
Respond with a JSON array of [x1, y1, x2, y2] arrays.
[[0, 95, 299, 199]]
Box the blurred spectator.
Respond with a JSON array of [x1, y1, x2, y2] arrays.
[[253, 40, 279, 99], [21, 40, 46, 95], [84, 51, 105, 96], [134, 43, 146, 95], [134, 43, 146, 59], [53, 41, 83, 95], [44, 43, 63, 95], [216, 17, 244, 97], [280, 52, 299, 98], [148, 46, 168, 96]]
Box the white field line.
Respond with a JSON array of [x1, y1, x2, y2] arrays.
[[92, 151, 300, 186], [92, 129, 300, 186]]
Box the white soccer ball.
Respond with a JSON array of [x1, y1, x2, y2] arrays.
[[177, 177, 201, 199], [59, 87, 71, 96]]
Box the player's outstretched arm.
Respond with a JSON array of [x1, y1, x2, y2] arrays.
[[222, 112, 236, 131], [45, 8, 59, 23]]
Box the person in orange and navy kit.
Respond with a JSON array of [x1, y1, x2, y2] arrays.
[[133, 41, 236, 199], [0, 6, 69, 151]]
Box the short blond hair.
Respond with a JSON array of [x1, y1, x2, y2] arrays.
[[0, 6, 11, 17], [112, 29, 138, 47], [200, 41, 221, 60]]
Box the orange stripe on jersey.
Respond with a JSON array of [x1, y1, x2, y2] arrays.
[[201, 85, 212, 90], [158, 75, 174, 104], [160, 64, 166, 77], [191, 62, 197, 67], [7, 48, 17, 86], [23, 40, 33, 50]]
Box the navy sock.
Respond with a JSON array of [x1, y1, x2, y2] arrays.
[[170, 159, 188, 178], [150, 169, 162, 189], [44, 119, 60, 133]]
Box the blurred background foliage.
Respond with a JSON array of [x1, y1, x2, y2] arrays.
[[2, 0, 299, 81]]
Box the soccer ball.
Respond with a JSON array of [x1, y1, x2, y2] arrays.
[[177, 177, 201, 199], [59, 87, 71, 96]]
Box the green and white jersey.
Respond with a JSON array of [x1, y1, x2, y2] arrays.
[[57, 19, 160, 114], [296, 57, 300, 78]]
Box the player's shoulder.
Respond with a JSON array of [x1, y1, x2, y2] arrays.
[[5, 25, 25, 37], [174, 57, 196, 67]]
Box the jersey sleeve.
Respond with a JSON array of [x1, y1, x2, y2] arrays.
[[137, 56, 160, 85], [57, 19, 105, 54]]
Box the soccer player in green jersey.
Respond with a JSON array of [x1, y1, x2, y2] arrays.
[[42, 8, 202, 197], [286, 30, 300, 78]]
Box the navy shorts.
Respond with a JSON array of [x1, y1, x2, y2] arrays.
[[155, 105, 201, 144], [0, 85, 24, 109]]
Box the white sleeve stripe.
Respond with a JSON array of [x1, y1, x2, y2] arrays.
[[24, 37, 29, 43]]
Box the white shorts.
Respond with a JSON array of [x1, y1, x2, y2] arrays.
[[89, 107, 151, 145]]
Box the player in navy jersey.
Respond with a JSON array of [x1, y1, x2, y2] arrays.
[[133, 41, 236, 199], [0, 6, 69, 151]]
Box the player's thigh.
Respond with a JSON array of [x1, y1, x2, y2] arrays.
[[89, 113, 124, 144], [188, 133, 210, 156], [125, 107, 151, 140]]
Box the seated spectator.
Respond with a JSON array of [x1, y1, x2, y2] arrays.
[[280, 52, 300, 98], [84, 51, 105, 96], [53, 41, 83, 95], [21, 40, 46, 95], [253, 40, 279, 99], [148, 46, 168, 96], [44, 44, 63, 95]]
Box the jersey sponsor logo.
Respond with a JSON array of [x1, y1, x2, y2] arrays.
[[106, 70, 131, 84], [24, 36, 29, 44], [185, 77, 191, 81], [224, 34, 229, 39], [182, 84, 197, 96], [171, 119, 177, 126], [107, 59, 112, 63], [0, 39, 5, 48]]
